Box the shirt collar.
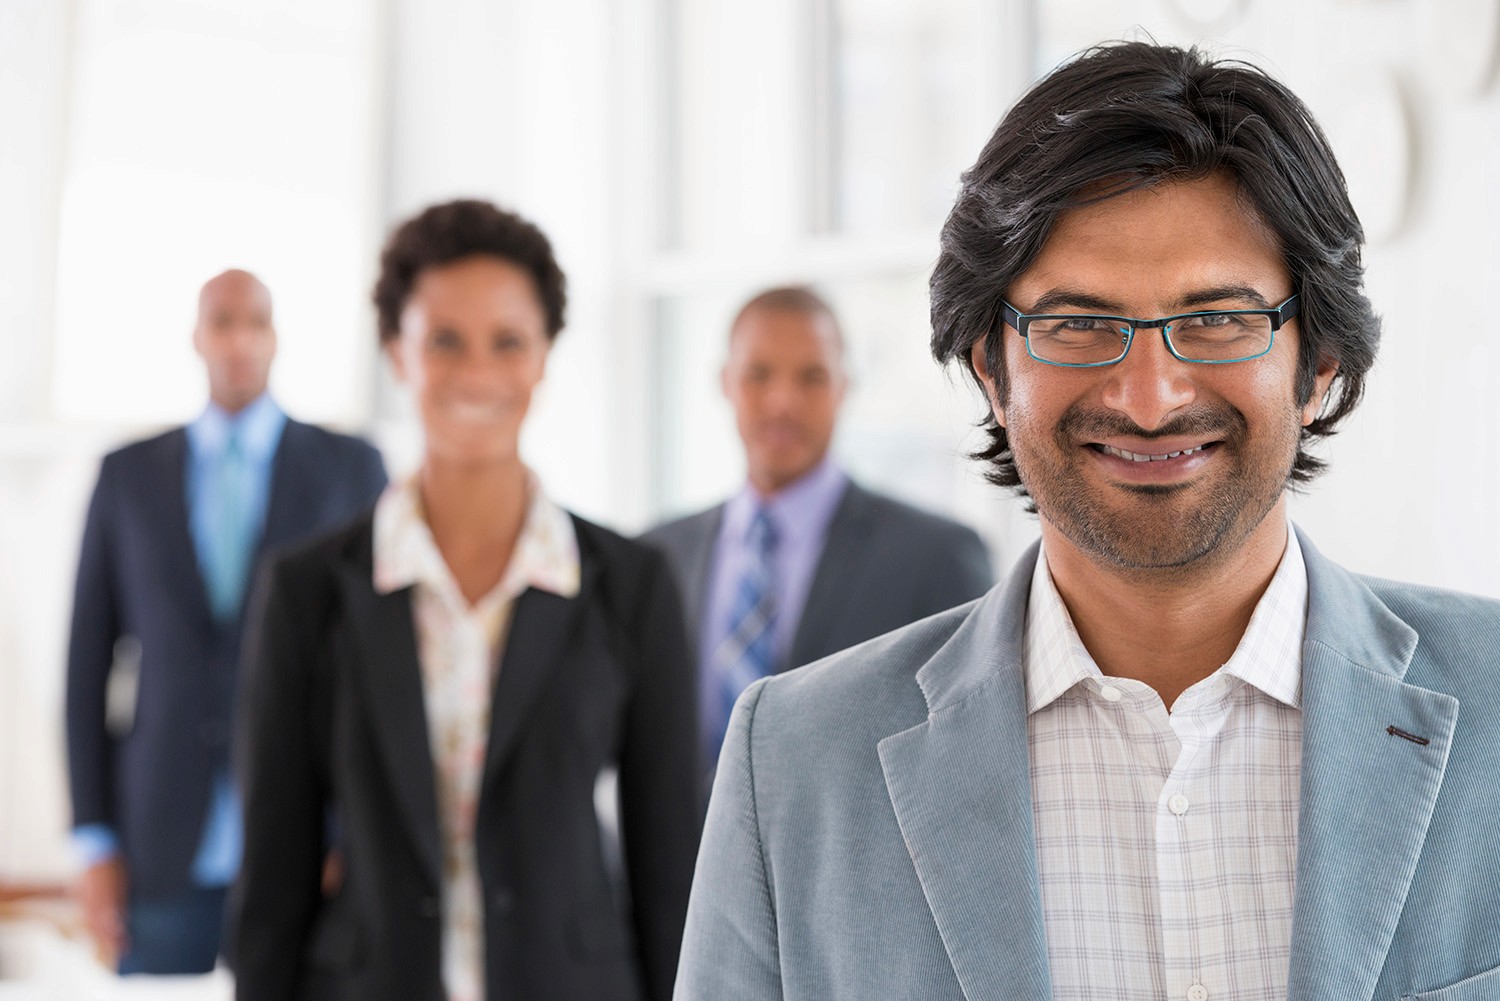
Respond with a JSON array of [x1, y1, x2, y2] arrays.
[[186, 393, 286, 461], [722, 457, 848, 545], [372, 471, 582, 608], [1023, 520, 1308, 715], [1220, 525, 1306, 708]]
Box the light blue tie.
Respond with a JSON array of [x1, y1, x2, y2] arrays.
[[205, 425, 255, 622], [708, 508, 778, 762]]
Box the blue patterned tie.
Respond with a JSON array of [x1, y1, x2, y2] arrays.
[[708, 507, 778, 762], [205, 425, 255, 622]]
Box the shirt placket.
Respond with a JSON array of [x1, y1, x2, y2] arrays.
[[1156, 681, 1234, 1001], [426, 585, 490, 1001]]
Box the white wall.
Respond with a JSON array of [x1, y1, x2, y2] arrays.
[[1, 0, 1498, 892]]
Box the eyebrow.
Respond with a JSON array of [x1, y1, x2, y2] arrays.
[[1020, 283, 1277, 316]]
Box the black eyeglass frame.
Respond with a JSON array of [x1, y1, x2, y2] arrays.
[[999, 294, 1301, 368]]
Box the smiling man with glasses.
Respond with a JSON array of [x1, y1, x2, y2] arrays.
[[676, 41, 1500, 1001]]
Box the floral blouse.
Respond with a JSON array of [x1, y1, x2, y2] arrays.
[[373, 474, 580, 1001]]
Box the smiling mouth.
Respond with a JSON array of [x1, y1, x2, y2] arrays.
[[445, 402, 506, 423], [1091, 442, 1218, 463]]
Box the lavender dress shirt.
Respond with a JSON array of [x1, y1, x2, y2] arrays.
[[698, 460, 848, 715]]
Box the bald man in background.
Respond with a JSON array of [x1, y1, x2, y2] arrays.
[[65, 270, 387, 974]]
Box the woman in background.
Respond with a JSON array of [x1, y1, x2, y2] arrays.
[[232, 200, 700, 1001]]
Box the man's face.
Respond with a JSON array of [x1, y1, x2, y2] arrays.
[[971, 173, 1337, 573], [193, 271, 276, 412], [722, 306, 848, 494]]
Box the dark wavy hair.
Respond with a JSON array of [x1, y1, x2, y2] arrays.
[[930, 41, 1380, 494], [373, 199, 567, 343]]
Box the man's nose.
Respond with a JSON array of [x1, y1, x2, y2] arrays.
[[1097, 330, 1197, 431], [762, 376, 800, 413]]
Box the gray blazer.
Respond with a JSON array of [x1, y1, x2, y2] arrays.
[[643, 481, 993, 673], [676, 529, 1500, 1001]]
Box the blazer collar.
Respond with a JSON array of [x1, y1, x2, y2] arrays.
[[260, 419, 315, 552], [1287, 527, 1457, 1001], [150, 429, 214, 624], [878, 542, 1051, 999], [878, 531, 1457, 1001], [333, 516, 599, 890], [788, 481, 875, 670]]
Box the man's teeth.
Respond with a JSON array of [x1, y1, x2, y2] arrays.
[[1099, 444, 1208, 462]]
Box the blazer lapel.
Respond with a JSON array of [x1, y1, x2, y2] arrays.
[[482, 566, 595, 784], [787, 482, 868, 671], [1287, 529, 1459, 1001], [336, 562, 444, 889], [260, 419, 315, 552], [152, 429, 214, 625], [679, 507, 721, 656], [877, 547, 1052, 1001]]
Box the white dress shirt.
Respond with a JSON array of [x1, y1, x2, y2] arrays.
[[1024, 527, 1307, 1001], [373, 474, 580, 1001]]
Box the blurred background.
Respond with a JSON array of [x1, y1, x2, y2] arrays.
[[1, 0, 1497, 992]]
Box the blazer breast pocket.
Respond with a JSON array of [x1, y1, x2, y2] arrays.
[[1403, 961, 1500, 1000]]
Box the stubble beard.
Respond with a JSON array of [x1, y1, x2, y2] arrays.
[[1012, 402, 1301, 574]]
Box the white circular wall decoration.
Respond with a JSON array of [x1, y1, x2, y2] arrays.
[[1164, 0, 1249, 31], [1416, 0, 1500, 97], [1322, 67, 1417, 244]]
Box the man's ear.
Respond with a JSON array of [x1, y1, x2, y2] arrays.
[[969, 338, 1005, 428], [1301, 355, 1340, 427]]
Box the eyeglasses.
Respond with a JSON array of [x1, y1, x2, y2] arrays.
[[1000, 294, 1300, 367]]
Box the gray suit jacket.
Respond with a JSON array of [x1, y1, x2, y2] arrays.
[[643, 481, 993, 674], [676, 529, 1500, 1001]]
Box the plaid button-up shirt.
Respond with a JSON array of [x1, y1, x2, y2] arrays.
[[1024, 526, 1306, 1001]]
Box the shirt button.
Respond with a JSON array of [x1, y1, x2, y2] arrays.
[[1187, 983, 1209, 1001], [1099, 685, 1122, 703], [1169, 794, 1190, 816]]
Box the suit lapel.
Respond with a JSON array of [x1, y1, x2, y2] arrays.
[[679, 507, 721, 656], [787, 482, 868, 671], [877, 548, 1052, 1000], [482, 565, 595, 785], [152, 429, 214, 624], [260, 419, 315, 552], [1287, 531, 1459, 1001], [335, 561, 444, 888]]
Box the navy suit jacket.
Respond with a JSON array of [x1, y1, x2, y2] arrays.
[[65, 419, 386, 897]]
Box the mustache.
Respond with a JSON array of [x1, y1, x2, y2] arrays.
[[1054, 403, 1247, 442]]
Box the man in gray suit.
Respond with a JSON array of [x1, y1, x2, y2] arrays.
[[643, 286, 991, 767], [677, 43, 1500, 1001]]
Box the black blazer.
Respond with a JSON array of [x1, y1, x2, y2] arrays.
[[232, 512, 701, 1001], [65, 421, 387, 897]]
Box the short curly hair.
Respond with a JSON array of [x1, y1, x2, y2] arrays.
[[930, 42, 1380, 495], [373, 199, 567, 343]]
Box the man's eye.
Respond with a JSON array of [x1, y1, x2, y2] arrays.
[[431, 330, 463, 351], [1180, 313, 1251, 330]]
